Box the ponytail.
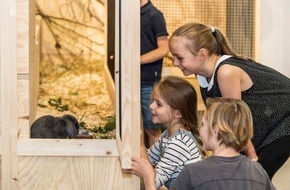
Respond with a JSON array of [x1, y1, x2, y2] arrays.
[[170, 22, 246, 59]]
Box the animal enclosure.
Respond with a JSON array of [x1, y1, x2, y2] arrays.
[[0, 0, 256, 189], [29, 0, 255, 141]]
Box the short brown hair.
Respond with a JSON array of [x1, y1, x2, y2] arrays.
[[205, 97, 253, 152]]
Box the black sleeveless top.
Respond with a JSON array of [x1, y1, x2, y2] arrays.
[[200, 56, 290, 152]]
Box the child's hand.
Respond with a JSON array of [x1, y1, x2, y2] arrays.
[[122, 156, 156, 190], [122, 156, 154, 179], [131, 156, 154, 178]]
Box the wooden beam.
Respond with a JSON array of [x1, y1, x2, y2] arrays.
[[115, 0, 140, 171], [1, 0, 19, 189], [18, 139, 118, 156]]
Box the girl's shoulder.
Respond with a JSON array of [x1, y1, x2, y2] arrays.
[[217, 64, 242, 79], [171, 129, 191, 137], [170, 129, 197, 144]]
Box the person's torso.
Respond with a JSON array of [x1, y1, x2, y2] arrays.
[[148, 129, 202, 188], [186, 155, 273, 190], [199, 56, 290, 151], [140, 1, 168, 84]]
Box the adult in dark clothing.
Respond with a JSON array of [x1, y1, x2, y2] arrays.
[[140, 0, 169, 147], [169, 22, 290, 179]]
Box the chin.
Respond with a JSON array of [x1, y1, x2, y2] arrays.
[[182, 70, 191, 76], [152, 120, 162, 125]]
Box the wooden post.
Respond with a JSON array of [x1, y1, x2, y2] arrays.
[[1, 0, 138, 189], [1, 0, 19, 189], [115, 0, 140, 171]]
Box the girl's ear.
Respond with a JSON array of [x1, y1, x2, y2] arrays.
[[199, 48, 207, 61], [175, 110, 182, 119]]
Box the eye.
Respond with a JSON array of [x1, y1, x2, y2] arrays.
[[156, 102, 162, 107], [174, 56, 183, 61], [155, 100, 163, 107]]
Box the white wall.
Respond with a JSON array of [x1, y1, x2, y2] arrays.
[[259, 0, 290, 77], [260, 2, 290, 189]]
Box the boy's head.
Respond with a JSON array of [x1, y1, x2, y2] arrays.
[[201, 97, 253, 152]]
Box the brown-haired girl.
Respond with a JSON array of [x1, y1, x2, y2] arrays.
[[124, 76, 204, 189]]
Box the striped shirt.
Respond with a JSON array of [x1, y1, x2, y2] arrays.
[[148, 129, 202, 188]]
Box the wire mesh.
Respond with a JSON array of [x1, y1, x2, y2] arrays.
[[151, 0, 254, 65]]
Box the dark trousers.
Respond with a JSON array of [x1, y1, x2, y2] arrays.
[[258, 135, 290, 180]]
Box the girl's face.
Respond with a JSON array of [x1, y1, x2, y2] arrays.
[[149, 90, 177, 127], [199, 111, 215, 151], [169, 37, 202, 76]]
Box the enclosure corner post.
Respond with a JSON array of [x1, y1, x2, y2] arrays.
[[1, 0, 19, 189]]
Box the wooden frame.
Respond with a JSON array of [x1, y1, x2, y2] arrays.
[[1, 0, 140, 189], [1, 0, 18, 189], [115, 0, 140, 169]]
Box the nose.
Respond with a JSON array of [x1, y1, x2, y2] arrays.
[[149, 102, 154, 110]]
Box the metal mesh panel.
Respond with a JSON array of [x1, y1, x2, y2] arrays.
[[151, 0, 254, 65], [227, 0, 254, 58]]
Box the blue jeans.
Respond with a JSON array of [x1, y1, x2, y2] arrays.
[[141, 84, 163, 130]]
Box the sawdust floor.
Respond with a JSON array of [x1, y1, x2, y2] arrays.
[[35, 60, 116, 139]]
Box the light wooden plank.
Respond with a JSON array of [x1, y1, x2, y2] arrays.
[[115, 0, 122, 163], [18, 156, 139, 190], [18, 139, 118, 156], [104, 64, 115, 108], [117, 0, 140, 170], [1, 0, 19, 189], [30, 15, 41, 125], [18, 75, 30, 139], [17, 0, 30, 74]]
